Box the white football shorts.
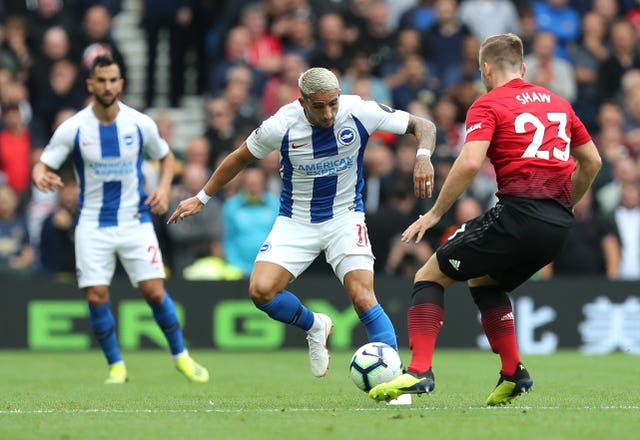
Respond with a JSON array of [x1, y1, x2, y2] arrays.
[[75, 221, 166, 288], [254, 211, 374, 283]]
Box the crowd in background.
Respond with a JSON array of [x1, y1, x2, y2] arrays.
[[1, 0, 640, 281]]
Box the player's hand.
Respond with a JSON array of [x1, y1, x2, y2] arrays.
[[145, 186, 169, 215], [413, 156, 434, 199], [401, 211, 441, 244], [33, 169, 63, 192], [166, 196, 204, 224]]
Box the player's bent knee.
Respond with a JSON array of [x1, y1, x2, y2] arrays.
[[85, 286, 110, 306], [248, 281, 278, 305]]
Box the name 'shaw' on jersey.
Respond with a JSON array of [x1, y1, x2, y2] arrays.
[[464, 79, 591, 208]]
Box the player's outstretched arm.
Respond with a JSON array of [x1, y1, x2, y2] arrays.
[[167, 143, 259, 224], [32, 162, 63, 192], [406, 115, 436, 198], [402, 139, 489, 243]]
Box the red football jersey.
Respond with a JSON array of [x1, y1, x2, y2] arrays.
[[464, 78, 592, 208]]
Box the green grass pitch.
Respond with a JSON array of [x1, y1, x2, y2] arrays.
[[0, 350, 638, 440]]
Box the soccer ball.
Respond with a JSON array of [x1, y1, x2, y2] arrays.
[[349, 342, 402, 392]]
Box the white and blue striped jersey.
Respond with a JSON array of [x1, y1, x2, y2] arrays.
[[246, 94, 410, 224], [40, 102, 170, 227]]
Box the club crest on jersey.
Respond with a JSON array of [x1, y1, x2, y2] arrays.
[[259, 242, 272, 253], [124, 134, 134, 146], [338, 128, 356, 145]]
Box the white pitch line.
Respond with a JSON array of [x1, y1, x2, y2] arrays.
[[1, 406, 639, 415]]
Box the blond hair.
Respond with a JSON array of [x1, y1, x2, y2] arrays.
[[298, 67, 340, 97], [479, 33, 523, 72]]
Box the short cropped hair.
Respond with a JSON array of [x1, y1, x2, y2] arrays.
[[479, 33, 523, 72], [298, 67, 340, 97], [90, 54, 118, 76]]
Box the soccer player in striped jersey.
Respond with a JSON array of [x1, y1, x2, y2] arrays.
[[369, 33, 602, 405], [32, 55, 208, 384], [168, 67, 437, 385]]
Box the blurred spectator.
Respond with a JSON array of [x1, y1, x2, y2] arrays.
[[182, 135, 211, 171], [308, 0, 350, 17], [598, 19, 640, 104], [596, 155, 639, 216], [523, 31, 577, 103], [353, 0, 395, 73], [3, 15, 33, 83], [71, 0, 123, 19], [432, 94, 464, 155], [531, 0, 580, 60], [397, 0, 436, 32], [218, 64, 263, 128], [25, 109, 75, 251], [78, 5, 127, 81], [26, 0, 79, 59], [282, 10, 317, 62], [390, 54, 438, 111], [187, 1, 219, 96], [240, 2, 283, 76], [459, 36, 482, 83], [591, 0, 620, 28], [422, 0, 472, 92], [341, 0, 371, 42], [204, 97, 241, 167], [341, 50, 391, 105], [0, 184, 34, 274], [38, 176, 78, 278], [1, 79, 33, 127], [571, 12, 609, 131], [28, 25, 72, 103], [459, 0, 520, 43], [468, 158, 499, 210], [0, 103, 31, 195], [622, 80, 640, 155], [384, 235, 432, 278], [222, 166, 279, 275], [308, 13, 352, 75], [612, 180, 640, 280], [141, 0, 192, 108], [518, 6, 537, 56], [167, 162, 223, 275], [380, 28, 422, 84], [261, 52, 306, 117], [362, 138, 396, 214], [547, 188, 620, 279], [209, 25, 268, 98], [34, 59, 87, 131], [367, 179, 421, 272]]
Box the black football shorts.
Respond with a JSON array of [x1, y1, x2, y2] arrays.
[[436, 197, 573, 292]]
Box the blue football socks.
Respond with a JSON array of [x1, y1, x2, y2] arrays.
[[359, 304, 398, 351], [88, 301, 122, 365], [257, 290, 315, 331], [150, 292, 185, 356]]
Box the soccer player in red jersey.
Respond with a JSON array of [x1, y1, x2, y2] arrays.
[[369, 33, 602, 405]]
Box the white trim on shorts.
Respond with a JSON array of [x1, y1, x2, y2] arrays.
[[75, 221, 165, 288], [254, 212, 374, 283]]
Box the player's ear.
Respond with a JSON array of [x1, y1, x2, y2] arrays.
[[86, 78, 93, 93], [297, 96, 305, 107], [521, 63, 526, 78]]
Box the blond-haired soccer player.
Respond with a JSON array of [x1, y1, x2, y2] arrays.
[[168, 67, 436, 386]]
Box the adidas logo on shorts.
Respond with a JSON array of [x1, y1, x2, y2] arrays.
[[448, 259, 461, 271]]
